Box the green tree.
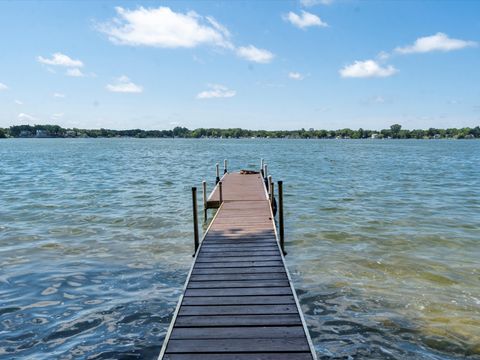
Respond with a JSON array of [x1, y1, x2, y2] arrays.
[[390, 124, 402, 138]]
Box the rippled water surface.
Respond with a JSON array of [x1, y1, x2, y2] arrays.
[[1, 138, 479, 359]]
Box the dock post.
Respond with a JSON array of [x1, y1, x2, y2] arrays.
[[260, 158, 264, 177], [224, 159, 228, 174], [219, 181, 223, 204], [264, 164, 268, 181], [215, 163, 220, 184], [268, 175, 273, 201], [270, 181, 275, 210], [192, 187, 200, 256], [278, 181, 286, 255], [202, 180, 207, 223]]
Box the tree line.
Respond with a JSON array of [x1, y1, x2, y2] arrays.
[[1, 124, 479, 139]]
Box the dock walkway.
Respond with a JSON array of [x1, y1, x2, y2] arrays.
[[158, 170, 316, 360]]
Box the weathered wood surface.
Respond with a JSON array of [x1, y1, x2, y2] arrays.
[[159, 172, 315, 360]]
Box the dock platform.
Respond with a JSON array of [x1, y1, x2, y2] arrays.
[[158, 168, 316, 360]]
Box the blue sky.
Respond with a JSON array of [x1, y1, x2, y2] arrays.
[[0, 0, 479, 130]]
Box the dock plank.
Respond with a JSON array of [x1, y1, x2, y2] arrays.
[[166, 338, 310, 353], [174, 314, 302, 327], [181, 295, 296, 306], [179, 304, 298, 316], [187, 280, 290, 289]]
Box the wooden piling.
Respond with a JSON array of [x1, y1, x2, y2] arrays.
[[216, 163, 220, 184], [268, 175, 273, 201], [192, 187, 199, 255], [202, 180, 207, 223], [278, 181, 286, 255], [219, 181, 223, 203]]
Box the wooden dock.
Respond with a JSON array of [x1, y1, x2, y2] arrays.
[[158, 166, 316, 360]]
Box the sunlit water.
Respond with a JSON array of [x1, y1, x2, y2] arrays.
[[0, 138, 479, 360]]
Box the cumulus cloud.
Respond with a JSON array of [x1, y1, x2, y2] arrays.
[[0, 82, 8, 91], [98, 6, 232, 49], [197, 84, 236, 99], [301, 0, 333, 6], [15, 99, 23, 105], [395, 33, 477, 54], [98, 6, 274, 63], [106, 76, 143, 93], [283, 11, 328, 29], [37, 53, 84, 67], [66, 68, 85, 77], [288, 72, 305, 80], [18, 113, 37, 121], [339, 60, 398, 78], [53, 92, 66, 98], [236, 45, 274, 63]]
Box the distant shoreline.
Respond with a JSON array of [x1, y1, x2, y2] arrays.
[[1, 124, 479, 140]]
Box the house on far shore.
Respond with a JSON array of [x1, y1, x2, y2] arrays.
[[35, 129, 50, 138], [19, 130, 32, 137], [371, 133, 380, 139]]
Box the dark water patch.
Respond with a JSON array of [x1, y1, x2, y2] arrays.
[[0, 307, 21, 316]]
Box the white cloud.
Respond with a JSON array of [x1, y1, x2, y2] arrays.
[[197, 84, 236, 99], [66, 68, 85, 77], [377, 51, 390, 61], [98, 6, 232, 49], [301, 0, 333, 6], [53, 92, 66, 98], [37, 53, 83, 67], [97, 6, 274, 64], [15, 99, 23, 105], [18, 113, 37, 121], [236, 45, 274, 63], [372, 96, 386, 104], [340, 60, 398, 78], [288, 72, 305, 80], [0, 82, 8, 91], [283, 11, 328, 29], [51, 113, 64, 120], [106, 76, 143, 93], [395, 33, 477, 54]]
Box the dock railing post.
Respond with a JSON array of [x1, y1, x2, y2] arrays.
[[192, 187, 200, 256], [202, 180, 207, 223], [268, 175, 273, 201], [224, 159, 228, 174], [260, 158, 264, 177], [264, 164, 268, 181], [278, 181, 286, 255], [215, 163, 220, 184], [219, 181, 223, 204], [270, 181, 275, 210]]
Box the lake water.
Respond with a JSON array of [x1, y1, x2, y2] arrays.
[[0, 138, 479, 360]]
